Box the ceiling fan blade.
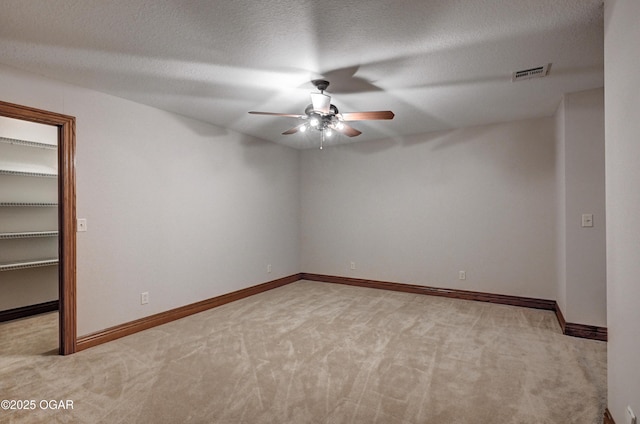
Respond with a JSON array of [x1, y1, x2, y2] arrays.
[[336, 123, 362, 137], [248, 111, 305, 118], [340, 111, 395, 121], [282, 123, 307, 135], [310, 92, 331, 114]]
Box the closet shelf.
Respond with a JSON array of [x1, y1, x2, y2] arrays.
[[0, 169, 57, 178], [0, 258, 59, 272], [0, 231, 58, 239], [0, 202, 57, 207], [0, 136, 57, 150]]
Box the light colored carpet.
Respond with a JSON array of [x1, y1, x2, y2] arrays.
[[0, 311, 58, 358], [0, 280, 606, 423]]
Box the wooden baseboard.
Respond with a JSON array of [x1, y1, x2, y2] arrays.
[[75, 272, 607, 352], [76, 273, 302, 352], [303, 274, 608, 341], [0, 300, 59, 322], [564, 322, 608, 341], [604, 408, 616, 424], [554, 302, 608, 342], [301, 273, 557, 310], [554, 302, 567, 331]]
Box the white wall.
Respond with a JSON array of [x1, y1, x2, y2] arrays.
[[604, 0, 640, 422], [555, 88, 606, 327], [0, 63, 301, 336], [301, 118, 557, 300]]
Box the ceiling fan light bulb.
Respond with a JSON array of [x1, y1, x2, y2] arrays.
[[300, 125, 307, 133], [325, 128, 332, 137], [336, 121, 344, 130], [310, 117, 319, 127]]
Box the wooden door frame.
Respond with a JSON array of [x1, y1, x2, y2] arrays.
[[0, 100, 77, 355]]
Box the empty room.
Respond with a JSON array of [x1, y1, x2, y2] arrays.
[[0, 1, 638, 423]]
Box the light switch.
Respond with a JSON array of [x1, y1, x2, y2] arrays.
[[581, 214, 593, 228], [77, 218, 87, 232]]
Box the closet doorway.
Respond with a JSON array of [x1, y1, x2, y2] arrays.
[[0, 100, 76, 355]]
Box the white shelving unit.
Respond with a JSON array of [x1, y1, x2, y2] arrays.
[[0, 127, 59, 313], [0, 135, 57, 150], [0, 259, 59, 272], [0, 202, 58, 207], [0, 169, 57, 178], [0, 231, 59, 239]]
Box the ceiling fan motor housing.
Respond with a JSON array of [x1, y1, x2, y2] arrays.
[[305, 103, 339, 116]]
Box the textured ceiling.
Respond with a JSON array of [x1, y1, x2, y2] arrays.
[[0, 0, 604, 149]]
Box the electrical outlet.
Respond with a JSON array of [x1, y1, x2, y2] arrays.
[[581, 213, 594, 227], [459, 270, 466, 280], [628, 406, 637, 424], [350, 261, 356, 270], [140, 292, 149, 305], [77, 218, 87, 232], [267, 264, 272, 273]]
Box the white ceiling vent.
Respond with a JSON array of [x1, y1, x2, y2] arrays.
[[511, 63, 552, 82]]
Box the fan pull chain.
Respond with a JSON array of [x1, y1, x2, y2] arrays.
[[320, 129, 324, 150]]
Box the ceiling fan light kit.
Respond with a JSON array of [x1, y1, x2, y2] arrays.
[[249, 79, 394, 149]]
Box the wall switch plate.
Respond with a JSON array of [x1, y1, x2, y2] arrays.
[[350, 261, 356, 270], [628, 406, 637, 424], [459, 271, 466, 280], [267, 264, 272, 273], [77, 218, 87, 232], [581, 213, 594, 227], [141, 292, 149, 305]]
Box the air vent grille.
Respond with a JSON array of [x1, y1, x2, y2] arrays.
[[512, 63, 551, 82]]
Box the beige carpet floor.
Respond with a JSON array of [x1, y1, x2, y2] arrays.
[[0, 280, 606, 423], [0, 311, 58, 358]]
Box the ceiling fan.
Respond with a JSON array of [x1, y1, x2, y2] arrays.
[[249, 79, 394, 149]]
